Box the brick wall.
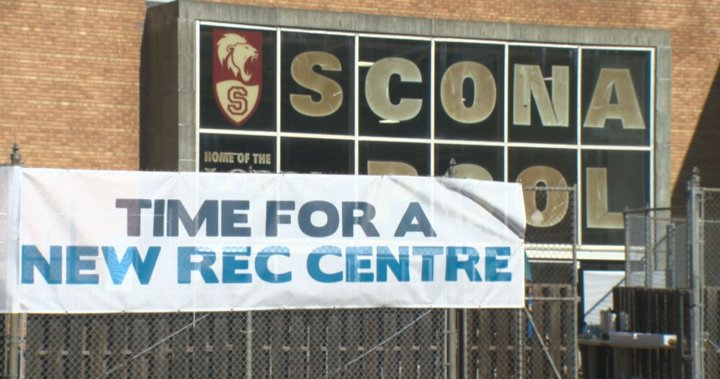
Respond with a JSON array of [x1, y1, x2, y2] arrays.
[[1, 0, 717, 205], [0, 1, 145, 169]]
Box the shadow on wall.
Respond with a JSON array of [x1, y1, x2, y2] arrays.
[[139, 3, 180, 172], [673, 65, 720, 206]]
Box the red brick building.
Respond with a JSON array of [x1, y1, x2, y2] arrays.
[[1, 0, 717, 201], [1, 2, 717, 376]]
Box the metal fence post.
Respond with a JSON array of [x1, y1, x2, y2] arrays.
[[246, 312, 253, 378], [624, 211, 632, 287], [688, 168, 704, 379], [517, 308, 523, 379], [445, 159, 458, 379], [447, 312, 458, 379], [646, 209, 654, 288], [667, 223, 676, 289], [5, 315, 25, 379], [6, 144, 24, 379], [572, 185, 579, 378]]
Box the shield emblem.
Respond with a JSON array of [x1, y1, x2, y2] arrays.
[[213, 30, 263, 126]]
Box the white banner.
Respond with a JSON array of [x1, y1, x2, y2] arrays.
[[0, 167, 525, 313]]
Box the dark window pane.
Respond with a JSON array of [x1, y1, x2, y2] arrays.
[[199, 134, 276, 173], [508, 147, 576, 244], [582, 150, 649, 245], [199, 26, 277, 131], [358, 37, 431, 138], [281, 138, 353, 174], [509, 46, 578, 144], [581, 49, 651, 146], [434, 145, 503, 181], [435, 42, 504, 142], [280, 32, 354, 135], [359, 141, 430, 176]]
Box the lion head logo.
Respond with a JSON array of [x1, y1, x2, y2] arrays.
[[212, 29, 263, 126], [216, 33, 259, 84]]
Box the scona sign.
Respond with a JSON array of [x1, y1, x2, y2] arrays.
[[197, 23, 654, 246]]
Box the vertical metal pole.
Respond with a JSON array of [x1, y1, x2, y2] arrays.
[[447, 309, 458, 379], [6, 144, 24, 379], [246, 312, 253, 378], [688, 168, 704, 379], [624, 211, 632, 287], [459, 310, 465, 379], [647, 210, 655, 288], [644, 211, 650, 287], [6, 315, 25, 379], [517, 308, 523, 379], [9, 144, 21, 166], [446, 159, 458, 379], [447, 312, 457, 379], [572, 185, 579, 379], [667, 223, 675, 289]]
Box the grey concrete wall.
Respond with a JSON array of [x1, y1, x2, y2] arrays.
[[141, 2, 180, 171]]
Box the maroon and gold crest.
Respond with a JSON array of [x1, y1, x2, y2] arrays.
[[213, 30, 263, 126]]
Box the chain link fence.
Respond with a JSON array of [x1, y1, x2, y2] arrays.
[[619, 171, 720, 378], [619, 208, 691, 377], [5, 187, 578, 378], [624, 209, 689, 289], [523, 186, 577, 378], [21, 309, 446, 378], [696, 187, 720, 377], [465, 186, 577, 378]]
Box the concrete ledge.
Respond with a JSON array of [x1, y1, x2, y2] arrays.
[[176, 0, 669, 47]]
